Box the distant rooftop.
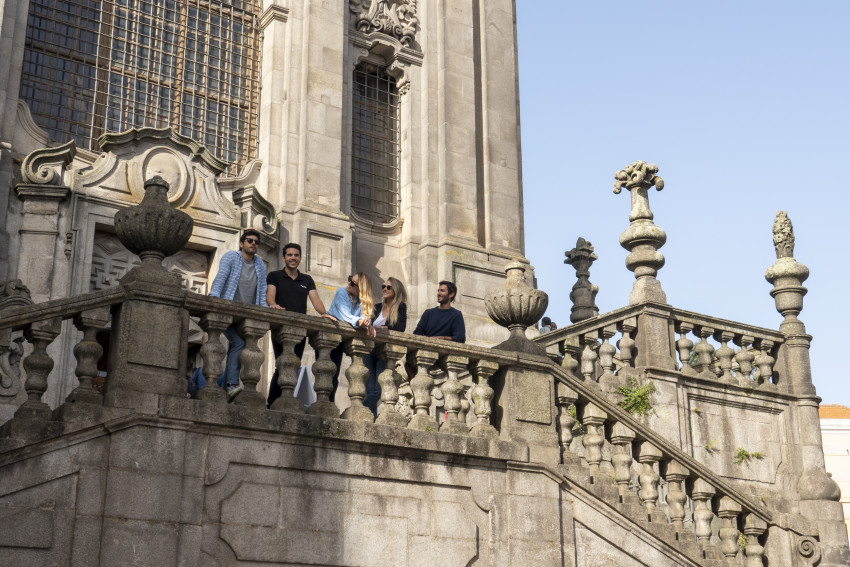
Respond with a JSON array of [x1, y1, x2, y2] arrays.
[[820, 405, 850, 419]]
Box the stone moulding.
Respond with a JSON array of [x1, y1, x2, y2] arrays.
[[16, 100, 51, 147], [98, 127, 228, 175], [20, 140, 77, 186], [349, 209, 404, 235]]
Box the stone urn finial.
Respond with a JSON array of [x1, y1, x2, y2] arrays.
[[614, 160, 667, 305], [485, 260, 549, 354], [564, 237, 599, 323], [114, 176, 193, 285], [765, 211, 808, 329]]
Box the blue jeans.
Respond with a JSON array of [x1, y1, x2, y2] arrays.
[[362, 351, 385, 417], [217, 324, 245, 389]]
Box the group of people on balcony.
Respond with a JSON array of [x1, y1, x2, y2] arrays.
[[208, 230, 466, 415]]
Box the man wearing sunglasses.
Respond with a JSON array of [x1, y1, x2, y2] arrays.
[[209, 229, 269, 401]]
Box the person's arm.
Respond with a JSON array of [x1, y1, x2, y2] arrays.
[[328, 288, 362, 327], [451, 310, 466, 343], [208, 253, 233, 298], [267, 285, 283, 309], [308, 289, 328, 315], [412, 309, 427, 336]]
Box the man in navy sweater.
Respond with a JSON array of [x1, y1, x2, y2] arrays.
[[412, 281, 466, 343]]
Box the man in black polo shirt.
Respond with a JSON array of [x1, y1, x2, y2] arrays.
[[266, 242, 330, 406]]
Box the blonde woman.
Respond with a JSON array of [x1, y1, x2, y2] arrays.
[[326, 272, 376, 401], [363, 277, 408, 416]]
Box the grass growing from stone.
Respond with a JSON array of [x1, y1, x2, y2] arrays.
[[616, 377, 656, 418], [568, 404, 585, 433], [738, 534, 748, 550], [733, 448, 764, 465]]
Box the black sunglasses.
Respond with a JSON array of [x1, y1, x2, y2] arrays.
[[348, 275, 358, 288], [243, 238, 259, 244], [381, 284, 393, 290]]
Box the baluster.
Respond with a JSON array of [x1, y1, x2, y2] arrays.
[[66, 308, 110, 405], [693, 325, 716, 378], [734, 334, 755, 384], [617, 317, 637, 371], [15, 317, 62, 420], [341, 337, 375, 421], [662, 459, 690, 529], [469, 359, 499, 438], [197, 312, 231, 402], [753, 339, 776, 387], [743, 513, 767, 567], [714, 331, 736, 383], [581, 402, 607, 473], [440, 355, 469, 435], [307, 331, 342, 418], [637, 441, 662, 512], [717, 496, 742, 564], [556, 382, 579, 459], [675, 321, 697, 376], [459, 385, 471, 424], [580, 334, 599, 382], [408, 349, 439, 431], [270, 324, 307, 412], [597, 325, 618, 392], [609, 421, 635, 496], [375, 343, 408, 427], [562, 340, 581, 380], [691, 477, 716, 546], [232, 318, 268, 408]]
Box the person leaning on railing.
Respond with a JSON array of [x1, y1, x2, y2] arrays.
[[324, 272, 376, 402], [362, 276, 408, 417], [208, 229, 268, 402]]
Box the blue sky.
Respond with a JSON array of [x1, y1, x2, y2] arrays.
[[516, 1, 849, 403]]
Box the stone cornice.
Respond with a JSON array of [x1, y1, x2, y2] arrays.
[[260, 4, 289, 29]]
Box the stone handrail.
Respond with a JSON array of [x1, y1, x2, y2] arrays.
[[0, 287, 126, 331]]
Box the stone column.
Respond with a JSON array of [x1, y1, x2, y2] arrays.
[[13, 142, 76, 303], [764, 211, 850, 566], [0, 0, 30, 140], [0, 279, 32, 423], [104, 177, 193, 409], [564, 237, 599, 323]]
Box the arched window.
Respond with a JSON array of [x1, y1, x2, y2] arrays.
[[351, 63, 400, 224]]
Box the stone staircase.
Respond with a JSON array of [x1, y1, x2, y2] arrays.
[[559, 454, 727, 567]]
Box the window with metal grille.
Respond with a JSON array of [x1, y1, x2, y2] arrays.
[[351, 64, 400, 224], [19, 0, 260, 172]]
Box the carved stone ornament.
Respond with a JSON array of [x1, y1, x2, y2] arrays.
[[0, 280, 33, 309], [99, 127, 228, 174], [772, 210, 795, 259], [564, 237, 599, 323], [614, 160, 667, 304], [485, 259, 549, 355], [20, 140, 77, 185], [351, 0, 419, 47], [113, 176, 194, 285]]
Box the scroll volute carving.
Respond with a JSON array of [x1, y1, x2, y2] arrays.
[[350, 0, 420, 47]]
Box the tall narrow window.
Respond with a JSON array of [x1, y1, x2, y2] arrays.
[[19, 0, 261, 172], [351, 63, 400, 224]]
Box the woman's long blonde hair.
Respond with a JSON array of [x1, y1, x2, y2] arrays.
[[355, 272, 374, 318], [384, 276, 407, 327]]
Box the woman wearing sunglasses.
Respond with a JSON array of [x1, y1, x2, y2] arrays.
[[363, 277, 408, 417], [326, 272, 376, 401]]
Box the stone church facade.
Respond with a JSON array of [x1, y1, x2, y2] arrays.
[[1, 1, 848, 566]]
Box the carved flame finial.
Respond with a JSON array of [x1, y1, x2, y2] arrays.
[[772, 211, 795, 259], [613, 160, 664, 195]]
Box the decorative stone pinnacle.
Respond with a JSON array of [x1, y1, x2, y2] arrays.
[[484, 259, 549, 355], [564, 238, 599, 323], [765, 211, 809, 329], [114, 176, 194, 286], [614, 161, 667, 305], [772, 210, 795, 259]]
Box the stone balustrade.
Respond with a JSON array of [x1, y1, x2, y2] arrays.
[[538, 304, 786, 393]]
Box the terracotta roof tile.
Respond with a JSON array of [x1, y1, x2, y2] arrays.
[[819, 404, 850, 419]]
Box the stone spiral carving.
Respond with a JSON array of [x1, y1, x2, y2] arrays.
[[114, 176, 193, 266], [20, 140, 76, 185], [484, 260, 548, 341], [796, 536, 821, 564]]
